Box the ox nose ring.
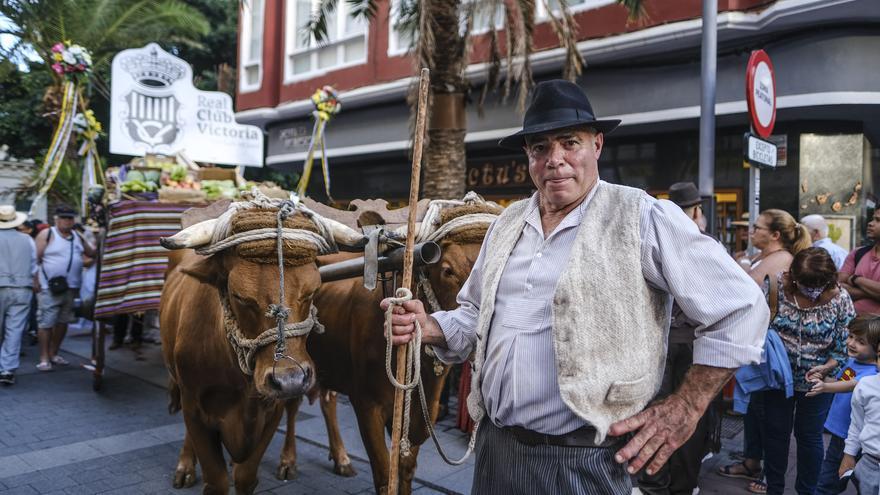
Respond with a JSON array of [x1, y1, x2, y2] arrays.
[[271, 353, 310, 383]]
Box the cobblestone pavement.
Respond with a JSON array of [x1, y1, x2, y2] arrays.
[[0, 327, 858, 494]]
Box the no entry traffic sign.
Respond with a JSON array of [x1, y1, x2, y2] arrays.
[[746, 50, 777, 138]]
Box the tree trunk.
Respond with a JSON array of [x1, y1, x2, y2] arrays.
[[420, 0, 468, 200]]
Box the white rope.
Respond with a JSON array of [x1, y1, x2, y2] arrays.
[[383, 287, 422, 457], [421, 213, 499, 243], [221, 296, 324, 375], [383, 192, 498, 463], [199, 188, 340, 256], [194, 228, 334, 256]]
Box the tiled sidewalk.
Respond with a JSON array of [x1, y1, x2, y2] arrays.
[[0, 328, 859, 494]]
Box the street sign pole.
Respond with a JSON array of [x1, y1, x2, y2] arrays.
[[699, 0, 718, 236], [747, 143, 760, 256], [744, 49, 777, 256]]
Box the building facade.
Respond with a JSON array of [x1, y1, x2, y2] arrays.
[[236, 0, 880, 251]]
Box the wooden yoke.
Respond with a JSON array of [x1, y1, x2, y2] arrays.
[[388, 68, 430, 495]]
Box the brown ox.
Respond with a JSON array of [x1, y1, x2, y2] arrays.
[[160, 199, 365, 495], [278, 199, 502, 494]]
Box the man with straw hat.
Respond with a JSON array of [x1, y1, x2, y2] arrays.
[[0, 205, 37, 385], [384, 80, 769, 493]]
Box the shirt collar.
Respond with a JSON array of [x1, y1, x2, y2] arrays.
[[524, 180, 603, 234]]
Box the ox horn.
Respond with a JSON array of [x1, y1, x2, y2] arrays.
[[321, 217, 370, 251], [160, 218, 218, 250]]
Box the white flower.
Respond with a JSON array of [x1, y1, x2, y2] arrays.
[[62, 51, 76, 65], [69, 46, 83, 56], [82, 52, 92, 66]]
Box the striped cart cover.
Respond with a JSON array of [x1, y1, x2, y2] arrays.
[[94, 201, 190, 319]]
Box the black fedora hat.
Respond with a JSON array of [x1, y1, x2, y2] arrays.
[[498, 80, 621, 150], [668, 182, 702, 208]]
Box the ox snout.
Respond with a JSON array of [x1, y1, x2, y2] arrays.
[[263, 364, 313, 398]]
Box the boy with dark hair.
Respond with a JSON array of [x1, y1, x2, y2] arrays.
[[838, 317, 880, 494], [812, 315, 880, 494]]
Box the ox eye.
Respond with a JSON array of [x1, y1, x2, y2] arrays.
[[442, 266, 455, 278]]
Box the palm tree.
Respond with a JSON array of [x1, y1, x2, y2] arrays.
[[0, 0, 210, 107], [1, 0, 210, 206], [305, 0, 643, 199]]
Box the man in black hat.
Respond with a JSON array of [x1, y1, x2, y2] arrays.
[[384, 80, 768, 493]]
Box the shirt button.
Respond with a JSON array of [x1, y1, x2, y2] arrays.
[[536, 252, 543, 258]]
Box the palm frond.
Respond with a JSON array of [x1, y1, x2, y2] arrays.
[[305, 0, 339, 44], [345, 0, 378, 20], [542, 0, 583, 82], [616, 0, 646, 21]]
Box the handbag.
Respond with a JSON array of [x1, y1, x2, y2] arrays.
[[41, 228, 74, 295]]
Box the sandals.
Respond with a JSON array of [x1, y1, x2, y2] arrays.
[[36, 361, 53, 372], [718, 461, 763, 481], [748, 480, 767, 494], [50, 355, 70, 366]]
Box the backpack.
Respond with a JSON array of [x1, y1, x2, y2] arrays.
[[854, 244, 874, 268]]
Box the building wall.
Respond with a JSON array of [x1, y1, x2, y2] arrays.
[[236, 0, 776, 112]]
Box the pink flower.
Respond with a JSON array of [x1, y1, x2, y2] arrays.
[[51, 63, 64, 74], [52, 43, 65, 53], [76, 64, 85, 71]]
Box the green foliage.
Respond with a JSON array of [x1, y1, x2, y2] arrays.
[[171, 0, 238, 93], [0, 0, 211, 98], [0, 58, 54, 159]]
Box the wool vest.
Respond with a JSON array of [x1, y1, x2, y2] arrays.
[[467, 182, 670, 442]]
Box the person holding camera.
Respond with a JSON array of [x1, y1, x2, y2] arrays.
[[34, 205, 96, 371]]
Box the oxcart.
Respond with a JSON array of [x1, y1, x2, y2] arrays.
[[88, 200, 194, 390]]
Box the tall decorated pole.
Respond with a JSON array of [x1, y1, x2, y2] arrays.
[[28, 41, 100, 215], [388, 68, 430, 495]]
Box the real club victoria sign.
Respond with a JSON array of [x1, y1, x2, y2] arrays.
[[110, 43, 263, 167]]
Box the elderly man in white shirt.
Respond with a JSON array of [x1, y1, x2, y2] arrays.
[[383, 80, 769, 494], [802, 214, 849, 270]]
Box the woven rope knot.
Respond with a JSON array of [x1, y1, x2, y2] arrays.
[[278, 200, 296, 221], [266, 304, 290, 322]]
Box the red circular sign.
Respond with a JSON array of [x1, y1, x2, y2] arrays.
[[746, 50, 777, 138]]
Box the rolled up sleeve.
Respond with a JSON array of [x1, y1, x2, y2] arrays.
[[430, 223, 493, 364], [641, 199, 769, 368]]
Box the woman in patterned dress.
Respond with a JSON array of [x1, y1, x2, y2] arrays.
[[763, 247, 856, 495]]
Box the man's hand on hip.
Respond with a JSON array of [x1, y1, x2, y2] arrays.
[[379, 298, 447, 348], [609, 364, 734, 476]]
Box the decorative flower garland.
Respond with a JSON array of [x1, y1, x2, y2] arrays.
[[29, 42, 101, 216], [296, 86, 342, 200], [51, 41, 92, 78]]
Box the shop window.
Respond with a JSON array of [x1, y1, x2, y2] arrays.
[[286, 0, 367, 81], [239, 0, 265, 92]]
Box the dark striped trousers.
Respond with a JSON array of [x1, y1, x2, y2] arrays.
[[471, 421, 632, 494]]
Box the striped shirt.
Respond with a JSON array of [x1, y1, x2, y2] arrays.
[[433, 182, 768, 435]]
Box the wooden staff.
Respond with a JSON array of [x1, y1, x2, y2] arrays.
[[388, 67, 430, 495]]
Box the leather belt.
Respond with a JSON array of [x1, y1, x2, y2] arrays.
[[867, 452, 880, 464], [504, 425, 622, 448]]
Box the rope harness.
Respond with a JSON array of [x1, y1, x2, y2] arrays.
[[383, 194, 498, 463], [196, 192, 335, 376]]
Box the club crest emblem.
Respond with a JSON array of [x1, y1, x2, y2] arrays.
[[118, 46, 186, 151]]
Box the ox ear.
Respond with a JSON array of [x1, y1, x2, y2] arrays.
[[179, 254, 226, 288]]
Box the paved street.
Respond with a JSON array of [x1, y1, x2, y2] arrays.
[[0, 326, 857, 495]]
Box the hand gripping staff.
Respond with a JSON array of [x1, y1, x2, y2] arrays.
[[383, 68, 478, 495]]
